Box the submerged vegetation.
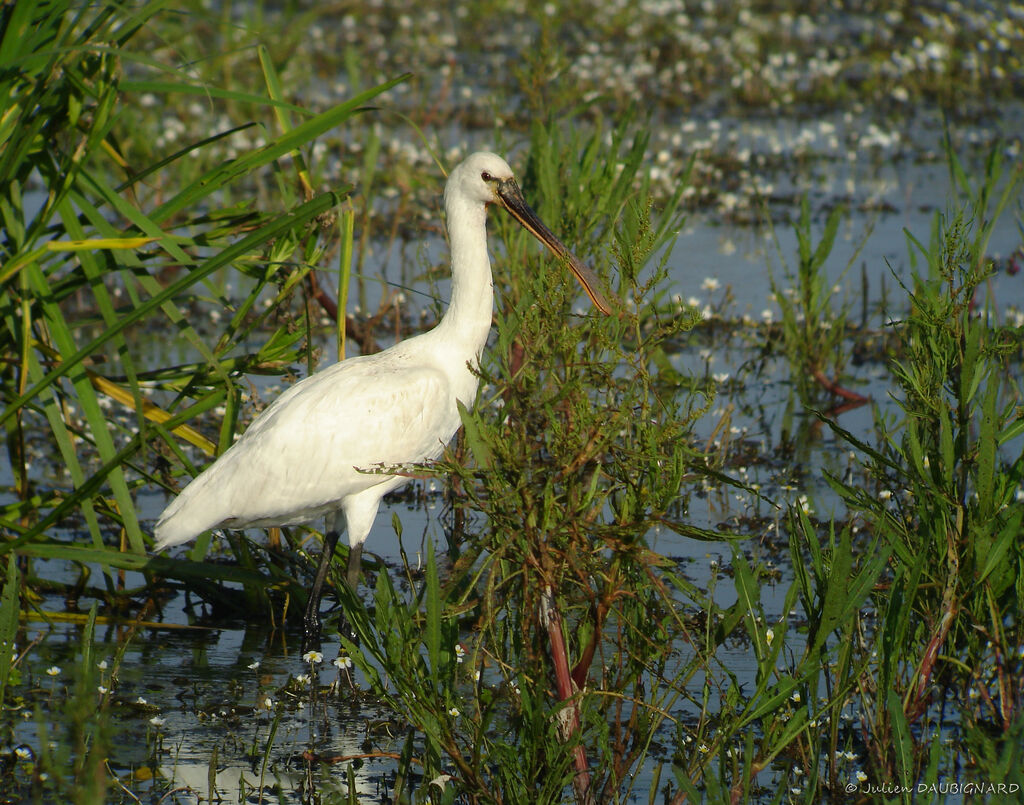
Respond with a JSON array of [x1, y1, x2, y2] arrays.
[[1, 0, 1023, 803]]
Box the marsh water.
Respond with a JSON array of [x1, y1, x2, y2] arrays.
[[5, 2, 1024, 801]]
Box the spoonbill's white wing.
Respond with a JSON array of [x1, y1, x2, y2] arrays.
[[153, 354, 458, 549]]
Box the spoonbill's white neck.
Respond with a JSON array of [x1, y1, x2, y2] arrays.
[[434, 177, 495, 355]]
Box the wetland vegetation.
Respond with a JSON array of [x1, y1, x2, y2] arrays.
[[1, 1, 1023, 803]]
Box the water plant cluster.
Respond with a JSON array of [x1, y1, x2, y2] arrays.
[[1, 1, 1023, 803]]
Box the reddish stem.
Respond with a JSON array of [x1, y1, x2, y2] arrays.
[[540, 586, 594, 805]]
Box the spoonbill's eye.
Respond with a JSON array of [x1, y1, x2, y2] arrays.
[[481, 171, 494, 182]]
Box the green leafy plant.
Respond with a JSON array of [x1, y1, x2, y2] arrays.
[[769, 197, 866, 406], [820, 141, 1024, 791], [322, 115, 738, 804]]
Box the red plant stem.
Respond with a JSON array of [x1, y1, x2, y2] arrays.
[[540, 586, 595, 805], [811, 369, 869, 403]]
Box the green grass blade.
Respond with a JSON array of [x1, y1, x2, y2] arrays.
[[1, 192, 340, 431], [120, 79, 311, 116], [14, 543, 274, 587], [887, 688, 914, 796], [0, 556, 19, 704], [150, 74, 410, 223], [425, 540, 442, 688]]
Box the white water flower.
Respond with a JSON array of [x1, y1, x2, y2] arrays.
[[45, 666, 60, 677], [333, 655, 353, 670], [149, 716, 165, 727], [302, 650, 323, 665]]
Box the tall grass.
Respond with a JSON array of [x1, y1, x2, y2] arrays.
[[326, 133, 1023, 802], [0, 0, 404, 607], [820, 143, 1024, 795]]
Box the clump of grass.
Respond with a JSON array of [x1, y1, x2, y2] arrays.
[[768, 197, 868, 407], [813, 141, 1024, 794], [0, 0, 405, 609]]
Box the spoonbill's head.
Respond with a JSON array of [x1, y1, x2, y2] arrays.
[[448, 151, 613, 315]]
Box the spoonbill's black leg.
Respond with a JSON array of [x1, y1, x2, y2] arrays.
[[302, 529, 340, 653]]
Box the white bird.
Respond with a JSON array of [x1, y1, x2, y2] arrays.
[[153, 151, 611, 649]]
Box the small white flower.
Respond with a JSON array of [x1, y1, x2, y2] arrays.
[[295, 673, 311, 685], [247, 660, 260, 670], [15, 746, 31, 760], [701, 277, 721, 292], [473, 669, 481, 682], [97, 660, 108, 671], [447, 706, 460, 717], [302, 650, 323, 664], [765, 628, 775, 647], [333, 655, 353, 670], [149, 716, 165, 727], [97, 685, 108, 695], [264, 697, 274, 709], [135, 696, 147, 705], [856, 770, 867, 782], [791, 691, 801, 703], [698, 743, 709, 753], [455, 644, 466, 663], [45, 666, 60, 677]]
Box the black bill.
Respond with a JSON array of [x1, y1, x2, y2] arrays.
[[497, 178, 613, 315]]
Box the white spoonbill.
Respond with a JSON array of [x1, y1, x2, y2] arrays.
[[153, 151, 612, 649]]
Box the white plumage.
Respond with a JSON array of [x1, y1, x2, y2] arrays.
[[153, 151, 610, 648]]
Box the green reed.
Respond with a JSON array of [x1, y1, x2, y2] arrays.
[[819, 141, 1024, 797], [0, 0, 405, 604]]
